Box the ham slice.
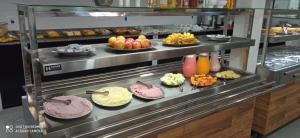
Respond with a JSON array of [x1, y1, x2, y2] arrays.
[[130, 84, 163, 98], [43, 95, 93, 119]]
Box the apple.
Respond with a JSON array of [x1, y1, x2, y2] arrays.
[[125, 38, 134, 43], [132, 41, 142, 49], [108, 36, 117, 46], [138, 35, 147, 40], [116, 36, 126, 40], [113, 39, 125, 49], [125, 41, 133, 49], [141, 39, 151, 48]]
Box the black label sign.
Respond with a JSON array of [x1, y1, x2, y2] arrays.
[[44, 64, 62, 72]]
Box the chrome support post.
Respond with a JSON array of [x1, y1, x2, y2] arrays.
[[261, 10, 272, 66], [221, 11, 230, 65], [27, 7, 43, 116], [18, 5, 32, 86]]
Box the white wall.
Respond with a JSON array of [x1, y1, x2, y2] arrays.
[[0, 0, 196, 30]]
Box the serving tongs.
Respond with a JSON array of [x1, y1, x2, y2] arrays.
[[44, 98, 72, 105], [282, 23, 292, 35], [86, 90, 109, 96]]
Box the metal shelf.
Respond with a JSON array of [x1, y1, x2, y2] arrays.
[[261, 34, 300, 43], [37, 37, 255, 76], [18, 4, 252, 17], [265, 9, 300, 15]]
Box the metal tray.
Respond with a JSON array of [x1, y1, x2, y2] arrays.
[[106, 45, 154, 52], [206, 37, 231, 42], [162, 41, 200, 47]]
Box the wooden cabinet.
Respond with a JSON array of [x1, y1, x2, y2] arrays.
[[151, 100, 255, 138], [252, 78, 300, 135]]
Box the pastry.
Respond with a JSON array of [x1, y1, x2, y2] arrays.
[[0, 36, 16, 43], [47, 31, 60, 38], [113, 28, 127, 35], [37, 34, 44, 39], [81, 29, 96, 36], [288, 28, 297, 33], [62, 31, 75, 37], [127, 29, 140, 35], [73, 31, 82, 36], [94, 29, 112, 35]]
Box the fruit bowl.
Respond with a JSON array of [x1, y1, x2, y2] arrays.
[[107, 35, 154, 52], [106, 45, 154, 52]]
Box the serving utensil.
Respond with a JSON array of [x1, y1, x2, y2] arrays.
[[137, 81, 153, 89], [44, 98, 72, 105], [86, 90, 109, 96]]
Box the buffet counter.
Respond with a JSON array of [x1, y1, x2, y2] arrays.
[[22, 62, 273, 138], [254, 45, 300, 135]]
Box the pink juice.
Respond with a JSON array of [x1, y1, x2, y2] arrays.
[[182, 55, 197, 78]]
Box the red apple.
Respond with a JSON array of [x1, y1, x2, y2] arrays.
[[125, 38, 134, 43], [138, 35, 147, 40], [125, 41, 133, 49], [132, 41, 142, 49]]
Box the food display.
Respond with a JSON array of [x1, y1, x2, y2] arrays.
[[91, 87, 132, 107], [107, 35, 152, 51], [0, 36, 16, 43], [190, 74, 217, 87], [81, 29, 96, 36], [112, 28, 141, 35], [43, 95, 93, 119], [47, 31, 61, 38], [94, 28, 112, 35], [129, 83, 164, 99], [163, 32, 199, 46], [62, 31, 82, 37], [55, 44, 96, 56], [216, 70, 241, 79], [160, 73, 185, 86]]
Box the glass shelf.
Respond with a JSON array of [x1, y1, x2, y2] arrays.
[[18, 4, 255, 17]]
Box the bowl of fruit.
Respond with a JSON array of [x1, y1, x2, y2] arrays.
[[107, 35, 153, 52], [190, 74, 217, 87], [163, 32, 200, 47]]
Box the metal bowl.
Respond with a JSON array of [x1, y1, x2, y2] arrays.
[[94, 0, 113, 6]]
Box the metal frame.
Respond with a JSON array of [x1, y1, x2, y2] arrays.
[[18, 4, 257, 137], [261, 9, 300, 67]]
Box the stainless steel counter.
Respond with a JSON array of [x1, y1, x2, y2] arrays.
[[23, 64, 269, 138], [257, 45, 300, 84], [37, 37, 255, 76]]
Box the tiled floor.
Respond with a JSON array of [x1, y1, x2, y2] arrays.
[[0, 106, 299, 138]]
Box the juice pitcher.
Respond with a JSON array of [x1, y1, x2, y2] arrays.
[[197, 53, 210, 75], [182, 55, 197, 78]]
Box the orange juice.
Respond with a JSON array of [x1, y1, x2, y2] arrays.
[[197, 53, 210, 75]]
